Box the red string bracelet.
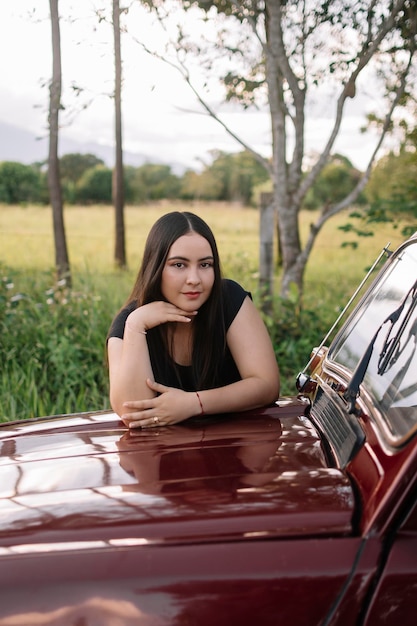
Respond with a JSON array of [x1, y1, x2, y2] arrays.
[[196, 391, 205, 415]]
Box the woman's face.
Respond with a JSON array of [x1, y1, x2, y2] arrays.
[[161, 232, 215, 312]]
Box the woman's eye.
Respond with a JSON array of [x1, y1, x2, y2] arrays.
[[201, 262, 213, 269]]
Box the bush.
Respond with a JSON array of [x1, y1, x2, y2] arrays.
[[76, 165, 113, 204], [0, 161, 47, 204], [0, 268, 112, 421], [264, 295, 330, 396]]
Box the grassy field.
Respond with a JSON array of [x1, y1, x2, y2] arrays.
[[0, 201, 406, 420], [0, 200, 404, 291]]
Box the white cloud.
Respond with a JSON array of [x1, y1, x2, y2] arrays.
[[0, 0, 382, 172]]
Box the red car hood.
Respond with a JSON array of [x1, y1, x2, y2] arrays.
[[0, 400, 354, 550]]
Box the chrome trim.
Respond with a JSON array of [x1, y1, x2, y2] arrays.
[[319, 357, 417, 452]]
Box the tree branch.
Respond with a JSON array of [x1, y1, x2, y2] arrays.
[[298, 0, 407, 203], [129, 27, 273, 175], [301, 46, 415, 264]]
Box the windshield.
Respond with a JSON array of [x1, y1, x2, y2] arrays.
[[329, 239, 417, 444]]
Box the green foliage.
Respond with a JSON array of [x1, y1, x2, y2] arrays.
[[108, 150, 270, 206], [60, 153, 105, 183], [129, 163, 181, 203], [60, 153, 105, 203], [303, 154, 366, 211], [340, 145, 417, 241], [76, 164, 113, 203], [223, 70, 265, 109], [0, 268, 112, 421], [2, 147, 371, 209], [181, 168, 223, 201], [263, 293, 330, 396], [365, 149, 417, 212], [0, 161, 47, 205], [188, 150, 270, 205]]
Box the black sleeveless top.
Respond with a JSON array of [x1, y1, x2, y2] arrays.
[[107, 279, 249, 391]]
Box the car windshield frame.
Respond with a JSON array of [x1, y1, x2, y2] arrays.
[[328, 237, 417, 446]]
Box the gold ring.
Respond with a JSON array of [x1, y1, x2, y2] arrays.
[[153, 416, 159, 424]]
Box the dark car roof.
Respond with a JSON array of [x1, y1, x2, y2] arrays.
[[0, 401, 354, 552]]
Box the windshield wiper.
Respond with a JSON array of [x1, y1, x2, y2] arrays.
[[377, 279, 417, 375], [344, 278, 417, 415], [344, 326, 384, 415], [379, 318, 417, 411]]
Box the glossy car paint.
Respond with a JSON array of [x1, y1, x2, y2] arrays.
[[300, 234, 417, 625], [0, 412, 415, 625], [1, 402, 355, 544], [1, 400, 361, 626], [362, 497, 417, 625]]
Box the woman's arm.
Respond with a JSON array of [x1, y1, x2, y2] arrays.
[[108, 328, 154, 419], [122, 296, 280, 428], [193, 295, 280, 414], [108, 301, 195, 418]]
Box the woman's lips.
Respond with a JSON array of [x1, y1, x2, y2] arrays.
[[183, 292, 201, 299]]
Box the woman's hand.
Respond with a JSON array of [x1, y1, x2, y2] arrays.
[[121, 378, 201, 429], [126, 301, 196, 333]]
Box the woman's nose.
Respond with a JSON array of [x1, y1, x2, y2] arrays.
[[186, 266, 201, 284]]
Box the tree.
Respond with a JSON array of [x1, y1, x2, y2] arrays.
[[343, 121, 417, 239], [366, 150, 417, 210], [366, 112, 417, 214], [113, 0, 127, 268], [303, 155, 366, 211], [338, 69, 417, 241], [206, 150, 270, 204], [76, 165, 113, 203], [130, 163, 181, 202], [60, 153, 105, 184], [0, 162, 47, 204], [181, 168, 224, 201], [48, 0, 71, 285], [60, 153, 104, 203], [138, 0, 417, 297]]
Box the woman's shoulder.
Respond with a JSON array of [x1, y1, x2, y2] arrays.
[[221, 279, 251, 328], [222, 278, 251, 300], [108, 301, 137, 339]]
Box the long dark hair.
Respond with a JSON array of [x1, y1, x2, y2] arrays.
[[127, 211, 225, 390]]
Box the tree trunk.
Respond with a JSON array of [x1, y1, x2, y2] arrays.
[[259, 192, 274, 315], [113, 0, 126, 268], [48, 0, 71, 285], [265, 0, 305, 297]]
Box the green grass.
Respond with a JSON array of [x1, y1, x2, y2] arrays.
[[0, 202, 405, 421]]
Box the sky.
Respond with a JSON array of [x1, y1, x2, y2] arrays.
[[0, 0, 383, 172]]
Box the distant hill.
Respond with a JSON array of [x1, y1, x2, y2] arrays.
[[0, 120, 185, 172]]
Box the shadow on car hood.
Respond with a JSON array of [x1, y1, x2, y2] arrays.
[[0, 401, 354, 548]]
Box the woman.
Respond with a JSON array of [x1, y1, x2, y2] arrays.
[[107, 211, 280, 428]]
